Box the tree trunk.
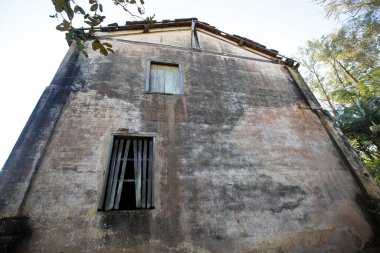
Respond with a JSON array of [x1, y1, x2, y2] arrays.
[[332, 60, 346, 88], [312, 67, 338, 117], [337, 60, 359, 83]]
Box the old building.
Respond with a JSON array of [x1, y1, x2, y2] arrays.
[[1, 18, 379, 252]]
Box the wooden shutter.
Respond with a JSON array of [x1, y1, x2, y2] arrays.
[[149, 63, 181, 94], [103, 136, 154, 210], [149, 64, 165, 93], [141, 139, 148, 208], [165, 65, 181, 94], [147, 138, 154, 208], [114, 140, 130, 209], [104, 138, 120, 211]]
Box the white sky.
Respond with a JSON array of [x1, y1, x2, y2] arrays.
[[0, 0, 342, 168]]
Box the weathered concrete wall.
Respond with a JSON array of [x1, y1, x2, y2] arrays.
[[5, 30, 375, 252], [116, 28, 192, 48], [196, 30, 270, 59]]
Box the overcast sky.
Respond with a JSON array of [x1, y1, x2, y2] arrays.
[[0, 0, 342, 168]]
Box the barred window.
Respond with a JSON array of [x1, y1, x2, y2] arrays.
[[100, 136, 154, 210]]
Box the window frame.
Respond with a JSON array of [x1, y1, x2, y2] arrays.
[[145, 60, 184, 95], [98, 133, 156, 211]]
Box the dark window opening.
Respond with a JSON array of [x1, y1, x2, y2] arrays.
[[101, 136, 154, 210]]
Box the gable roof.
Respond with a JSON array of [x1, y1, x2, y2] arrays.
[[79, 18, 299, 68]]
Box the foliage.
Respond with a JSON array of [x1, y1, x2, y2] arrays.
[[297, 39, 338, 116], [298, 0, 380, 182], [337, 98, 380, 182], [315, 0, 380, 19], [50, 0, 151, 57]]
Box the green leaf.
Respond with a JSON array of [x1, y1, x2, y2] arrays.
[[99, 4, 103, 12], [89, 0, 96, 4], [92, 40, 102, 51], [57, 0, 74, 20], [90, 4, 98, 12], [140, 0, 145, 4], [91, 18, 102, 26], [56, 20, 70, 31], [100, 46, 108, 56], [65, 31, 74, 41], [74, 6, 85, 15], [107, 48, 115, 53], [53, 0, 65, 13], [78, 32, 88, 41], [102, 42, 112, 48], [81, 50, 89, 58], [77, 41, 85, 51], [84, 21, 92, 26], [130, 0, 136, 4]]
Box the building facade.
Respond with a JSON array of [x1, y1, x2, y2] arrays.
[[1, 18, 379, 252]]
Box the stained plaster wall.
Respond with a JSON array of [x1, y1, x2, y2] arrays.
[[6, 29, 374, 252], [113, 28, 192, 48]]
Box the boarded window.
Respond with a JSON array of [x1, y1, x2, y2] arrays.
[[100, 136, 154, 210], [147, 62, 183, 94]]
